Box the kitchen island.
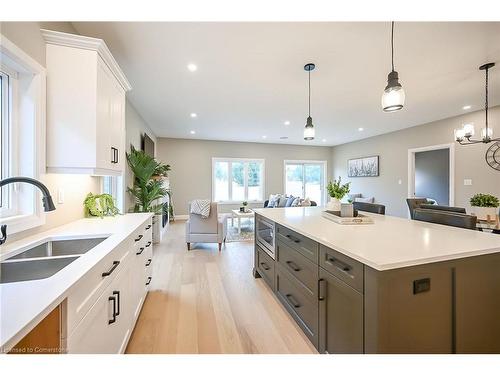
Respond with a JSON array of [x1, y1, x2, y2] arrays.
[[253, 207, 500, 354]]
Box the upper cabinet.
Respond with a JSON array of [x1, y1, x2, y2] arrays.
[[42, 30, 132, 176]]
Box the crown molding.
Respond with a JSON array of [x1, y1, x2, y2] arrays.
[[41, 29, 132, 92]]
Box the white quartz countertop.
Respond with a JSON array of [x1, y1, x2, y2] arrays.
[[0, 213, 152, 352], [254, 207, 500, 271]]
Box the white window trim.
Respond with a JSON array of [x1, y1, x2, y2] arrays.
[[0, 34, 47, 234], [101, 175, 125, 214], [212, 157, 265, 204], [283, 159, 328, 206]]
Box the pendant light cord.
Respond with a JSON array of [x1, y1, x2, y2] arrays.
[[308, 69, 311, 117], [485, 66, 489, 131], [391, 21, 395, 72]]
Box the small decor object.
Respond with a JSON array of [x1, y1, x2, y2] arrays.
[[84, 193, 119, 218], [240, 201, 248, 212], [381, 21, 405, 112], [303, 63, 316, 140], [485, 141, 500, 171], [327, 177, 351, 212], [470, 193, 500, 220], [348, 156, 379, 177], [455, 62, 499, 145], [340, 203, 354, 218]]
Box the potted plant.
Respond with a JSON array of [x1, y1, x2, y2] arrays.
[[83, 193, 119, 218], [327, 177, 351, 212], [241, 201, 248, 212], [470, 193, 499, 220]]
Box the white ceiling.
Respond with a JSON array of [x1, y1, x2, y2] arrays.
[[71, 22, 500, 146]]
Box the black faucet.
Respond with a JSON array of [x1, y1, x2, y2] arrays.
[[0, 177, 56, 245]]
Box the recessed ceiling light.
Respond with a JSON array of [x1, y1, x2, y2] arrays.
[[358, 127, 364, 132], [187, 63, 197, 72], [190, 113, 197, 118], [190, 130, 196, 135], [284, 121, 290, 126], [262, 135, 267, 139], [322, 139, 327, 142], [462, 105, 471, 110]]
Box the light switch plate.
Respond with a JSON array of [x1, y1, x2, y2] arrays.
[[57, 189, 65, 204], [398, 179, 402, 185], [464, 179, 473, 186]]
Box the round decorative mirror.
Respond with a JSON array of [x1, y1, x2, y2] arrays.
[[485, 141, 500, 171]]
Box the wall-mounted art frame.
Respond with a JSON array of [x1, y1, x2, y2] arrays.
[[348, 155, 379, 177]]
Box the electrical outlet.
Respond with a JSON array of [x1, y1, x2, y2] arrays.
[[464, 179, 473, 186], [57, 189, 65, 204]]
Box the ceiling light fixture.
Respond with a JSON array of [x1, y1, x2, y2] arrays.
[[462, 105, 471, 110], [303, 63, 316, 140], [284, 121, 290, 126], [381, 22, 405, 112], [190, 113, 197, 118], [190, 130, 196, 135], [455, 63, 499, 145], [262, 135, 267, 139], [187, 63, 197, 72], [358, 127, 364, 132], [322, 139, 327, 143]]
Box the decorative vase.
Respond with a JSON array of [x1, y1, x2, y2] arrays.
[[341, 203, 354, 217], [327, 197, 342, 212], [472, 206, 498, 220]]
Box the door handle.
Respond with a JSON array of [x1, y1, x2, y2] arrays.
[[286, 260, 301, 272], [136, 247, 144, 255], [114, 148, 118, 164], [145, 241, 152, 247], [146, 259, 152, 266], [285, 293, 301, 308], [108, 295, 117, 324], [259, 262, 270, 271], [135, 234, 143, 242], [318, 278, 326, 301], [102, 261, 120, 277], [113, 290, 120, 316], [285, 234, 301, 243], [146, 276, 152, 286], [145, 224, 152, 230], [326, 255, 352, 273]]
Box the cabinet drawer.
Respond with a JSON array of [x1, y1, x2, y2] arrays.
[[277, 240, 318, 298], [276, 224, 318, 263], [276, 265, 319, 348], [256, 245, 275, 290], [319, 245, 364, 293]]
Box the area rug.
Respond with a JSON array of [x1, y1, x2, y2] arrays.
[[226, 217, 254, 242]]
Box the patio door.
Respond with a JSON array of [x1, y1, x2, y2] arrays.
[[284, 160, 326, 206]]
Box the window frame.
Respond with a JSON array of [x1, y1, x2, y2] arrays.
[[101, 175, 124, 213], [283, 159, 327, 206], [212, 157, 265, 204]]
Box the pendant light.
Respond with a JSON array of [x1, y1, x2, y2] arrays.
[[381, 22, 405, 112], [454, 62, 499, 145], [304, 63, 316, 140]]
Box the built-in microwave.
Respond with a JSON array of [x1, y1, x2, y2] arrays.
[[256, 214, 275, 259]]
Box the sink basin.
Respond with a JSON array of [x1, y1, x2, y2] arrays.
[[0, 256, 79, 284], [7, 237, 107, 260]]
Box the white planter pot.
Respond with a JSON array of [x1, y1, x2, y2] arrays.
[[327, 197, 342, 212], [471, 206, 498, 220]]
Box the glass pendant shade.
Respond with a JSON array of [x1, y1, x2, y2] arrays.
[[454, 128, 465, 141], [382, 71, 405, 112], [304, 116, 315, 140], [462, 123, 475, 137], [481, 127, 493, 140]]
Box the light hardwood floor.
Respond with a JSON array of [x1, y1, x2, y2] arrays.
[[125, 220, 317, 354]]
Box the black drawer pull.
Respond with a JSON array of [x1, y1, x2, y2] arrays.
[[145, 241, 152, 247], [108, 296, 117, 324], [113, 290, 120, 316], [135, 234, 143, 242], [136, 247, 144, 255], [102, 261, 120, 277], [326, 255, 352, 273], [318, 279, 326, 301], [285, 293, 301, 308], [285, 260, 301, 272], [285, 234, 301, 243], [146, 259, 152, 266], [145, 224, 152, 230], [146, 276, 152, 286], [260, 262, 270, 271]]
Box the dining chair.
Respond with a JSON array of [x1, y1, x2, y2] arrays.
[[419, 204, 466, 214], [413, 208, 477, 230], [406, 198, 428, 219], [353, 201, 386, 215]]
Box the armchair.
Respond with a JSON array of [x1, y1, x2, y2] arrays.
[[186, 202, 227, 251]]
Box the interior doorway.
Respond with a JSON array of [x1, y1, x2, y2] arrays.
[[408, 143, 455, 208]]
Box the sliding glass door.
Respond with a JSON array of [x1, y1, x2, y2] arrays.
[[284, 161, 326, 206]]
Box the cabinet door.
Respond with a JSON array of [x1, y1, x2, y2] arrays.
[[96, 60, 115, 171], [67, 261, 133, 354], [108, 78, 125, 172], [319, 268, 363, 354]]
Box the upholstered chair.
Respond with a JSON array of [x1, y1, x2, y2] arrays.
[[186, 202, 227, 251]]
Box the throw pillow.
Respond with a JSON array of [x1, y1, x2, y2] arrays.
[[355, 197, 374, 203], [278, 196, 288, 207], [267, 194, 281, 208], [300, 197, 311, 207], [291, 197, 301, 207], [285, 196, 295, 207]]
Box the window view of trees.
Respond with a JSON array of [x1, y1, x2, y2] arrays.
[[213, 159, 264, 202], [285, 162, 325, 205]]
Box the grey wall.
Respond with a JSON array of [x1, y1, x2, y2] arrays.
[[331, 105, 500, 217], [415, 149, 450, 205], [156, 138, 332, 216]]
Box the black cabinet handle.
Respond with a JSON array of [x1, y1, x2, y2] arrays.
[[135, 234, 143, 242], [259, 262, 270, 271], [145, 241, 152, 247], [146, 276, 152, 286], [113, 291, 120, 316], [108, 296, 117, 324], [102, 261, 120, 277], [326, 255, 352, 273], [136, 247, 144, 255], [286, 260, 301, 272], [114, 148, 118, 164], [145, 224, 152, 230], [146, 259, 152, 267], [285, 234, 301, 243], [285, 293, 301, 308], [111, 147, 118, 164], [318, 279, 326, 301]]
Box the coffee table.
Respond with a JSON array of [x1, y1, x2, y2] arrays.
[[231, 209, 254, 234]]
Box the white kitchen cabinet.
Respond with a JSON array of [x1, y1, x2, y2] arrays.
[[42, 29, 131, 176]]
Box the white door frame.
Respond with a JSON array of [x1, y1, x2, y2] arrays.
[[407, 143, 455, 210]]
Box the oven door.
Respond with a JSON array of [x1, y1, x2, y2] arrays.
[[256, 215, 275, 259]]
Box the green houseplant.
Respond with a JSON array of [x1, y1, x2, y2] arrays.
[[470, 193, 499, 219], [83, 193, 119, 218], [126, 145, 169, 214], [327, 177, 351, 212]]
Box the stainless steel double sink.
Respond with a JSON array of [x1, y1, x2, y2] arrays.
[[1, 237, 107, 284]]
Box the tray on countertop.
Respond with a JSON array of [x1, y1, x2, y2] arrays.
[[321, 210, 374, 225]]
